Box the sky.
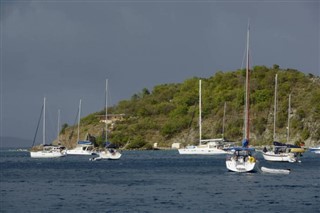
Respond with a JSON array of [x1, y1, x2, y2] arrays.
[[1, 0, 319, 147]]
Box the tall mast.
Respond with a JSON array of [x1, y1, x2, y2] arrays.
[[57, 109, 61, 144], [105, 79, 108, 143], [77, 99, 82, 142], [273, 74, 278, 141], [43, 97, 46, 145], [244, 23, 250, 143], [199, 79, 202, 145], [222, 102, 226, 138], [287, 93, 291, 143]]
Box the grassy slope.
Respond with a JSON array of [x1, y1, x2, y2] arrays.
[[58, 66, 320, 149]]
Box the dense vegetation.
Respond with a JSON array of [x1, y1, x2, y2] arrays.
[[59, 65, 320, 149]]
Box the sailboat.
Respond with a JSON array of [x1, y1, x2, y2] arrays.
[[90, 79, 122, 161], [30, 97, 66, 158], [54, 109, 67, 152], [66, 99, 97, 155], [178, 80, 228, 155], [225, 25, 256, 172], [262, 91, 304, 162], [309, 146, 320, 154]]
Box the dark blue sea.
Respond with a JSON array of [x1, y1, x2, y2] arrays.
[[1, 149, 319, 213]]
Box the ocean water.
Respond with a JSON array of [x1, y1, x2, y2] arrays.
[[1, 149, 319, 213]]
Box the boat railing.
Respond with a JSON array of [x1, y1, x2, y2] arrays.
[[200, 138, 224, 143]]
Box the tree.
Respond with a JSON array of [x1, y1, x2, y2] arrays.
[[60, 123, 69, 134], [273, 64, 280, 70], [60, 66, 320, 149], [142, 88, 150, 97]]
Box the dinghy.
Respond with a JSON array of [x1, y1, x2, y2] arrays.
[[261, 166, 291, 174]]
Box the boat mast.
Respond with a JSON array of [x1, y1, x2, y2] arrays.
[[287, 93, 291, 143], [77, 99, 82, 142], [105, 79, 108, 143], [222, 102, 226, 138], [43, 97, 46, 145], [273, 74, 278, 141], [244, 23, 250, 143], [57, 109, 61, 144], [199, 79, 202, 145]]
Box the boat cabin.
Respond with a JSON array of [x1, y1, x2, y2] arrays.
[[273, 146, 288, 154]]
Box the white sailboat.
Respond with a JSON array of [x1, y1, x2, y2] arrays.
[[30, 97, 66, 158], [91, 79, 121, 161], [178, 80, 228, 155], [262, 90, 304, 162], [225, 24, 256, 172], [309, 146, 320, 154], [262, 143, 300, 162], [66, 99, 97, 156]]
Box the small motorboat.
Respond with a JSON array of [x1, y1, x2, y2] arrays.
[[261, 166, 291, 174], [262, 141, 304, 163]]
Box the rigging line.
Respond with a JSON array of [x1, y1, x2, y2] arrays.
[[105, 79, 108, 143], [69, 104, 80, 140], [184, 103, 197, 144], [45, 105, 56, 143], [31, 104, 44, 147], [241, 26, 248, 138], [241, 41, 246, 71]]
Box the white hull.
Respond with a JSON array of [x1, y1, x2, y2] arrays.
[[30, 150, 66, 158], [261, 166, 290, 174], [67, 151, 95, 155], [66, 145, 97, 156], [90, 149, 122, 160], [262, 151, 296, 162], [309, 146, 320, 154], [100, 150, 122, 160], [226, 157, 256, 172], [66, 149, 96, 155], [178, 147, 227, 155]]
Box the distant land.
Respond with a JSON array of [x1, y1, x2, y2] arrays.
[[56, 66, 320, 149], [0, 137, 32, 148]]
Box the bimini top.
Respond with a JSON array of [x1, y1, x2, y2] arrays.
[[273, 141, 300, 148]]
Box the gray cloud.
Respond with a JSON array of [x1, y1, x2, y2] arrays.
[[1, 1, 319, 146]]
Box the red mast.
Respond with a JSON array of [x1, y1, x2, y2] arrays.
[[245, 23, 250, 145]]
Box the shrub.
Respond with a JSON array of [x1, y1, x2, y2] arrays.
[[60, 123, 68, 134], [126, 136, 147, 149], [301, 129, 310, 140]]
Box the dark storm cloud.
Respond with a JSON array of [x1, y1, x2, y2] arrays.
[[1, 1, 319, 146]]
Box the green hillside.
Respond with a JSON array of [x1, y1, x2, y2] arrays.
[[58, 65, 320, 149]]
